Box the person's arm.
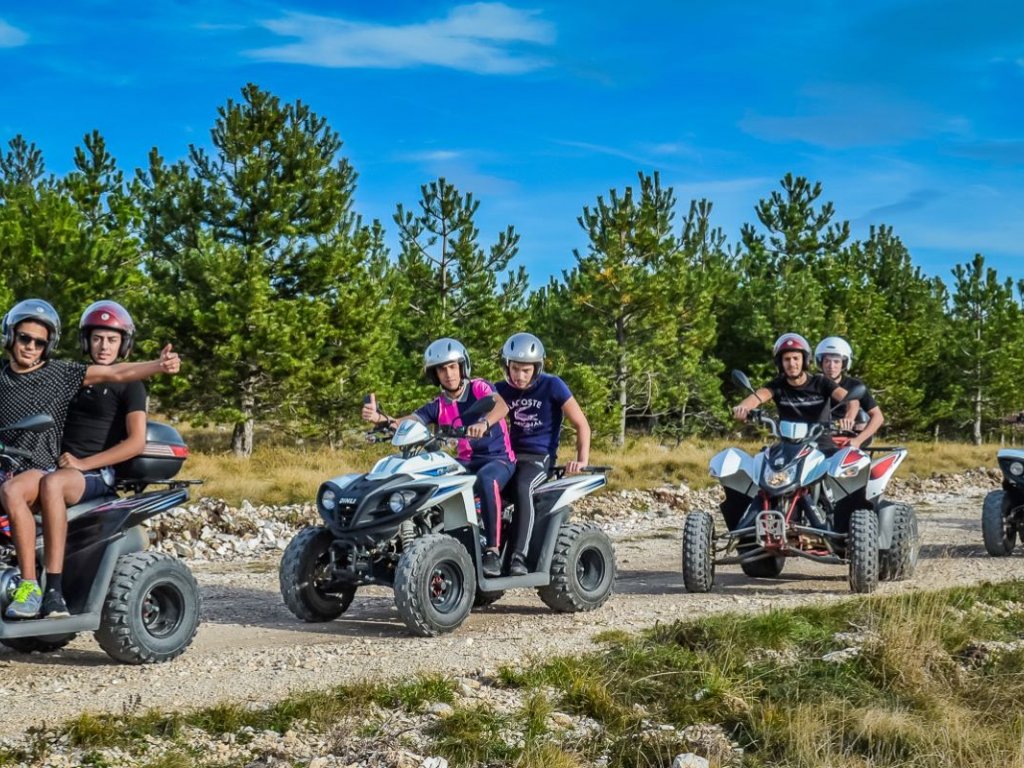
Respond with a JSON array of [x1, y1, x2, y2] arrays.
[[562, 397, 591, 474], [830, 386, 859, 430], [360, 393, 410, 429], [733, 388, 772, 421], [84, 344, 179, 386], [58, 411, 147, 472], [465, 394, 509, 438], [851, 406, 884, 449]]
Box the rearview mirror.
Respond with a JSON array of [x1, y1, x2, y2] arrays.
[[731, 369, 755, 394]]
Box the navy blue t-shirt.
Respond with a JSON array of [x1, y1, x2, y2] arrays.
[[495, 374, 573, 457]]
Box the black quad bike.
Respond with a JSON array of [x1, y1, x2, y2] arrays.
[[280, 395, 616, 636], [0, 415, 201, 663], [982, 449, 1024, 556]]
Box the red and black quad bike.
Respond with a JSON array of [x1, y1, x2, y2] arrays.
[[982, 449, 1024, 556], [0, 415, 201, 663], [681, 370, 919, 595]]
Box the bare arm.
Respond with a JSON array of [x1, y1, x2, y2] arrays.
[[733, 388, 772, 421], [562, 397, 591, 474], [59, 411, 147, 472], [84, 344, 179, 387], [851, 406, 884, 449]]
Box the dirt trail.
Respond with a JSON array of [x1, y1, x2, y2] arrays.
[[0, 485, 1015, 731]]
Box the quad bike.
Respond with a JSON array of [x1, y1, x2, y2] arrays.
[[681, 371, 918, 594], [279, 396, 616, 637], [982, 449, 1024, 556], [0, 415, 201, 663]]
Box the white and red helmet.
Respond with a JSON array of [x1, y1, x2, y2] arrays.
[[79, 300, 136, 359], [772, 332, 811, 371]]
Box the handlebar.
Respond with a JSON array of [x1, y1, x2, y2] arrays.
[[0, 443, 33, 460]]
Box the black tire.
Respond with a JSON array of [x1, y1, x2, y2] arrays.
[[681, 511, 715, 593], [394, 534, 475, 637], [95, 552, 200, 664], [0, 633, 76, 654], [879, 503, 919, 580], [740, 556, 786, 578], [537, 523, 615, 612], [473, 589, 504, 608], [279, 526, 355, 622], [982, 490, 1017, 556], [848, 509, 880, 594]]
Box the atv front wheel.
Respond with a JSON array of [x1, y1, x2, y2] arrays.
[[982, 490, 1017, 556], [537, 523, 615, 612], [879, 502, 919, 580], [848, 509, 880, 594], [394, 534, 475, 637], [681, 511, 715, 593], [280, 526, 355, 622], [0, 633, 77, 654], [95, 552, 200, 664]]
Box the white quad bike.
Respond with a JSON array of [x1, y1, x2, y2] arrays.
[[279, 396, 616, 636], [681, 371, 919, 594]]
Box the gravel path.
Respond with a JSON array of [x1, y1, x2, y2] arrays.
[[0, 479, 1014, 734]]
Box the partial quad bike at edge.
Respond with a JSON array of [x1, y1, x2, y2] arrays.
[[0, 415, 201, 663], [279, 395, 616, 637], [982, 449, 1024, 556], [681, 371, 919, 595]]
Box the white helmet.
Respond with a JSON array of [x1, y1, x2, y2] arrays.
[[423, 338, 471, 387], [815, 336, 853, 371], [501, 332, 544, 385]]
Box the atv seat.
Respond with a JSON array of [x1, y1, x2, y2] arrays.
[[32, 493, 118, 526]]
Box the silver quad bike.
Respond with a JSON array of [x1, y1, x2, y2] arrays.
[[280, 395, 616, 636], [681, 371, 918, 594]]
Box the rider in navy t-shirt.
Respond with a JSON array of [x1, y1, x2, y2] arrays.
[[494, 333, 591, 576]]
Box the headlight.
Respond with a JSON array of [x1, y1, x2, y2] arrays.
[[388, 490, 418, 514], [1011, 462, 1024, 477], [764, 466, 797, 489], [321, 488, 337, 510], [317, 483, 341, 521]]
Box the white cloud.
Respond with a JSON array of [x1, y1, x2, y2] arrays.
[[245, 3, 554, 75], [0, 19, 28, 48]]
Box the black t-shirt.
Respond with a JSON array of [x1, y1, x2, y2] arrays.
[[62, 380, 147, 458], [0, 359, 88, 472], [766, 373, 838, 424], [839, 374, 878, 425]]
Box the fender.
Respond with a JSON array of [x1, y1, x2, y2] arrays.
[[824, 447, 871, 500], [710, 447, 757, 496], [876, 504, 896, 549], [533, 473, 608, 515], [798, 450, 827, 487], [996, 449, 1024, 489], [866, 449, 908, 502]]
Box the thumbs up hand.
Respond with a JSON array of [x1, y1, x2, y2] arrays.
[[361, 393, 380, 423]]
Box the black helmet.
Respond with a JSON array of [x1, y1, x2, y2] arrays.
[[3, 299, 61, 358]]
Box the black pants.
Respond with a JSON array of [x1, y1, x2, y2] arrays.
[[509, 453, 551, 558]]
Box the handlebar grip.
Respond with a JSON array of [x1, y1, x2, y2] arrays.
[[1, 445, 33, 459]]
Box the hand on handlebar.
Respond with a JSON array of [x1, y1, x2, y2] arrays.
[[565, 460, 584, 475], [835, 417, 854, 433], [733, 405, 751, 421], [464, 420, 488, 439]]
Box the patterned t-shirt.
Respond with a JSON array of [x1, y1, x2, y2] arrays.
[[495, 374, 573, 457], [413, 379, 515, 463], [0, 359, 88, 472]]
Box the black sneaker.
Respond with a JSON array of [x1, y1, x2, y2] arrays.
[[481, 550, 501, 577], [508, 553, 528, 577], [42, 590, 70, 619]]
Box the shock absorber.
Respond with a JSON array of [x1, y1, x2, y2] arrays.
[[399, 519, 417, 550]]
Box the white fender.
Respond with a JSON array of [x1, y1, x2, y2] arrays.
[[798, 449, 827, 487], [866, 449, 908, 502], [824, 446, 871, 499], [534, 473, 608, 513], [710, 447, 757, 496]]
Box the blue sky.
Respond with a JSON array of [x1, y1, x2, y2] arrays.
[[1, 1, 1022, 287]]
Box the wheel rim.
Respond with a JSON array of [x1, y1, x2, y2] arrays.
[[576, 547, 605, 592], [428, 561, 464, 614], [141, 583, 185, 638], [312, 552, 334, 595]]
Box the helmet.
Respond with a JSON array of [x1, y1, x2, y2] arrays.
[[2, 299, 61, 358], [815, 336, 853, 371], [771, 332, 811, 371], [79, 300, 136, 358], [423, 338, 471, 386], [501, 332, 545, 384]]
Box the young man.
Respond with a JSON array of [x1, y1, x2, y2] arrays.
[[362, 338, 515, 577], [732, 332, 858, 449], [494, 332, 591, 576], [0, 298, 180, 619], [814, 336, 884, 449], [36, 301, 148, 618]]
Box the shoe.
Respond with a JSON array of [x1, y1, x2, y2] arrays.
[[508, 553, 528, 577], [42, 590, 70, 619], [481, 550, 501, 578], [5, 579, 42, 619]]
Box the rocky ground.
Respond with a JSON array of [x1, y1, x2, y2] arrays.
[[0, 467, 1016, 767]]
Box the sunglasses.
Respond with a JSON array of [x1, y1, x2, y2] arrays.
[[14, 332, 48, 350]]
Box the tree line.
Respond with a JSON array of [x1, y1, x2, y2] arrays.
[[1, 83, 1021, 456]]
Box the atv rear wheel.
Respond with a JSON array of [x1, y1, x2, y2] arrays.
[[280, 526, 355, 622], [878, 502, 919, 580], [681, 511, 715, 593], [537, 523, 615, 612], [95, 552, 200, 664], [394, 534, 475, 637], [0, 633, 76, 654], [982, 490, 1017, 556], [848, 509, 879, 594]]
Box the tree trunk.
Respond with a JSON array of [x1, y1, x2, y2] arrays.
[[232, 378, 257, 457], [973, 384, 983, 446], [616, 317, 627, 446]]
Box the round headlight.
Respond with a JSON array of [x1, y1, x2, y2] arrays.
[[1011, 462, 1024, 477], [321, 488, 337, 510], [388, 491, 416, 513]]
